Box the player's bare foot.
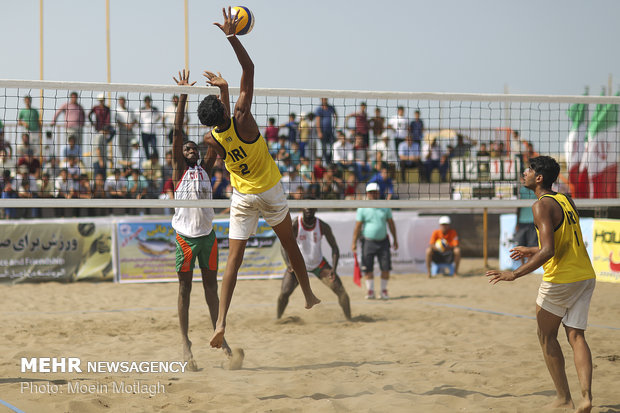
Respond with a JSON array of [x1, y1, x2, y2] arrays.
[[182, 340, 198, 371], [575, 398, 592, 413], [210, 327, 225, 348], [544, 397, 574, 410], [305, 294, 321, 309]]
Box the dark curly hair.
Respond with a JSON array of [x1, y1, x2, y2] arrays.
[[530, 156, 560, 189], [197, 95, 227, 127]]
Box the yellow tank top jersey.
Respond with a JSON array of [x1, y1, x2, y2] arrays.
[[211, 117, 281, 194], [536, 193, 595, 283]]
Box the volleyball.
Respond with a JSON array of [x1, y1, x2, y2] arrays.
[[435, 239, 447, 252], [231, 6, 255, 35]]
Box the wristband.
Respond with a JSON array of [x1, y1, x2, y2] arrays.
[[226, 34, 236, 38]]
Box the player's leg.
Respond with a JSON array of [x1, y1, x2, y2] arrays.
[[175, 233, 198, 370], [536, 305, 574, 409], [565, 327, 592, 413], [361, 239, 376, 299], [272, 213, 320, 309], [453, 246, 461, 275], [425, 246, 433, 278], [377, 239, 391, 299], [277, 269, 299, 319], [317, 264, 351, 320]]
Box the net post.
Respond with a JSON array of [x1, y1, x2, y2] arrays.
[[483, 207, 488, 269]]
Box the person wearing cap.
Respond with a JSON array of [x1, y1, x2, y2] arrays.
[[426, 216, 461, 278], [351, 182, 398, 299]]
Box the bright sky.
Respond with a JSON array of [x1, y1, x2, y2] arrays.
[[3, 0, 620, 95]]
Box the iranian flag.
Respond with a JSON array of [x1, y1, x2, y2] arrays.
[[580, 93, 619, 198], [564, 100, 588, 197]]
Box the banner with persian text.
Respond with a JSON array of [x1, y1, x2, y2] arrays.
[[0, 218, 113, 283]]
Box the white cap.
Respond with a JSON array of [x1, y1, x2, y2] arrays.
[[97, 93, 105, 100], [131, 138, 139, 145], [439, 216, 451, 225], [366, 182, 380, 192]]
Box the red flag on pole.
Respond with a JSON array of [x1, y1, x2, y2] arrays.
[[353, 253, 362, 287]]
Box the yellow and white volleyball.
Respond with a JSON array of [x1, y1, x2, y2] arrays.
[[231, 6, 255, 35], [435, 239, 447, 252]]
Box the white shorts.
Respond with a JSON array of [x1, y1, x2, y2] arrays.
[[229, 183, 289, 240], [536, 278, 596, 330]]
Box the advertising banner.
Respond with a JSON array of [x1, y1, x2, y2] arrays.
[[591, 219, 620, 283], [0, 218, 114, 283], [115, 218, 286, 283]]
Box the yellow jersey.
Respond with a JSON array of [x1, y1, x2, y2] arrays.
[[536, 193, 595, 283], [211, 117, 281, 194]]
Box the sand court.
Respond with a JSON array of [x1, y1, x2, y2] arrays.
[[1, 259, 619, 412]]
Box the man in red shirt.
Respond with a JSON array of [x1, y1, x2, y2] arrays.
[[425, 216, 461, 278]]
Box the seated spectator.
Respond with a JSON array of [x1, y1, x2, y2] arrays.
[[63, 155, 82, 183], [271, 135, 290, 158], [369, 131, 398, 177], [92, 147, 107, 179], [319, 165, 344, 200], [425, 216, 461, 278], [18, 178, 41, 218], [331, 130, 354, 172], [0, 128, 12, 157], [421, 137, 449, 182], [289, 141, 301, 169], [2, 180, 18, 219], [54, 168, 74, 199], [367, 165, 395, 200], [299, 156, 313, 186], [63, 134, 81, 161], [92, 173, 107, 199], [281, 168, 303, 197], [77, 174, 92, 199], [37, 172, 54, 198], [452, 134, 477, 158], [264, 117, 279, 144], [476, 143, 490, 157], [312, 158, 326, 181], [127, 169, 149, 199], [142, 152, 163, 198], [104, 168, 128, 199], [397, 135, 421, 181], [210, 168, 230, 199], [0, 148, 15, 173], [344, 170, 359, 200], [291, 185, 306, 200], [42, 156, 61, 180], [17, 149, 41, 176], [16, 133, 33, 158], [120, 138, 142, 171]]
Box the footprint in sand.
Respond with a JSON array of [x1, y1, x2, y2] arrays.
[[227, 348, 245, 370], [275, 316, 305, 325]]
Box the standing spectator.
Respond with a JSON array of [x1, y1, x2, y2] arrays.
[[425, 216, 461, 278], [346, 102, 370, 146], [315, 98, 338, 164], [452, 134, 477, 158], [352, 133, 371, 181], [264, 117, 279, 144], [104, 168, 128, 199], [138, 96, 161, 159], [300, 112, 319, 161], [421, 137, 449, 182], [18, 95, 42, 152], [409, 109, 424, 145], [351, 182, 398, 299], [115, 96, 137, 162], [387, 106, 408, 151], [90, 93, 115, 146], [51, 91, 86, 153], [280, 113, 299, 143], [210, 168, 230, 199], [398, 134, 421, 181], [368, 166, 395, 200], [127, 168, 149, 199], [163, 95, 187, 144], [370, 107, 386, 144], [297, 113, 310, 158]]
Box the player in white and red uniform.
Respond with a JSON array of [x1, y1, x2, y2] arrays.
[[278, 208, 351, 320]]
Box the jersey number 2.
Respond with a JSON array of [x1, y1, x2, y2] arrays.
[[240, 163, 250, 175]]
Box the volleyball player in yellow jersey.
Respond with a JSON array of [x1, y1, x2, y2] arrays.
[[487, 156, 595, 413], [197, 7, 320, 349]]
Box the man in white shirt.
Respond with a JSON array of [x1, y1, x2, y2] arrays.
[[115, 96, 137, 161], [331, 130, 354, 170], [138, 96, 161, 159], [387, 106, 409, 151]]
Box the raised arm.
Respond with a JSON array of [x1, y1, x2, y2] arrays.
[[213, 7, 258, 133], [171, 69, 196, 185]]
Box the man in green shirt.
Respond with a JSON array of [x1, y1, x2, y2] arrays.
[[18, 96, 41, 152], [351, 182, 398, 299]]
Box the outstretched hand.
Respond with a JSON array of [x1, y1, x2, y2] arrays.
[[509, 246, 534, 261], [214, 6, 240, 36], [204, 71, 228, 89], [485, 269, 517, 284], [173, 69, 196, 87]]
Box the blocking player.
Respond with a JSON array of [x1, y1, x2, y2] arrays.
[[197, 7, 320, 349], [487, 156, 595, 412], [278, 208, 352, 321], [171, 69, 241, 370]]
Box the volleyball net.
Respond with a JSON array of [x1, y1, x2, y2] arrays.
[[0, 79, 619, 214]]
